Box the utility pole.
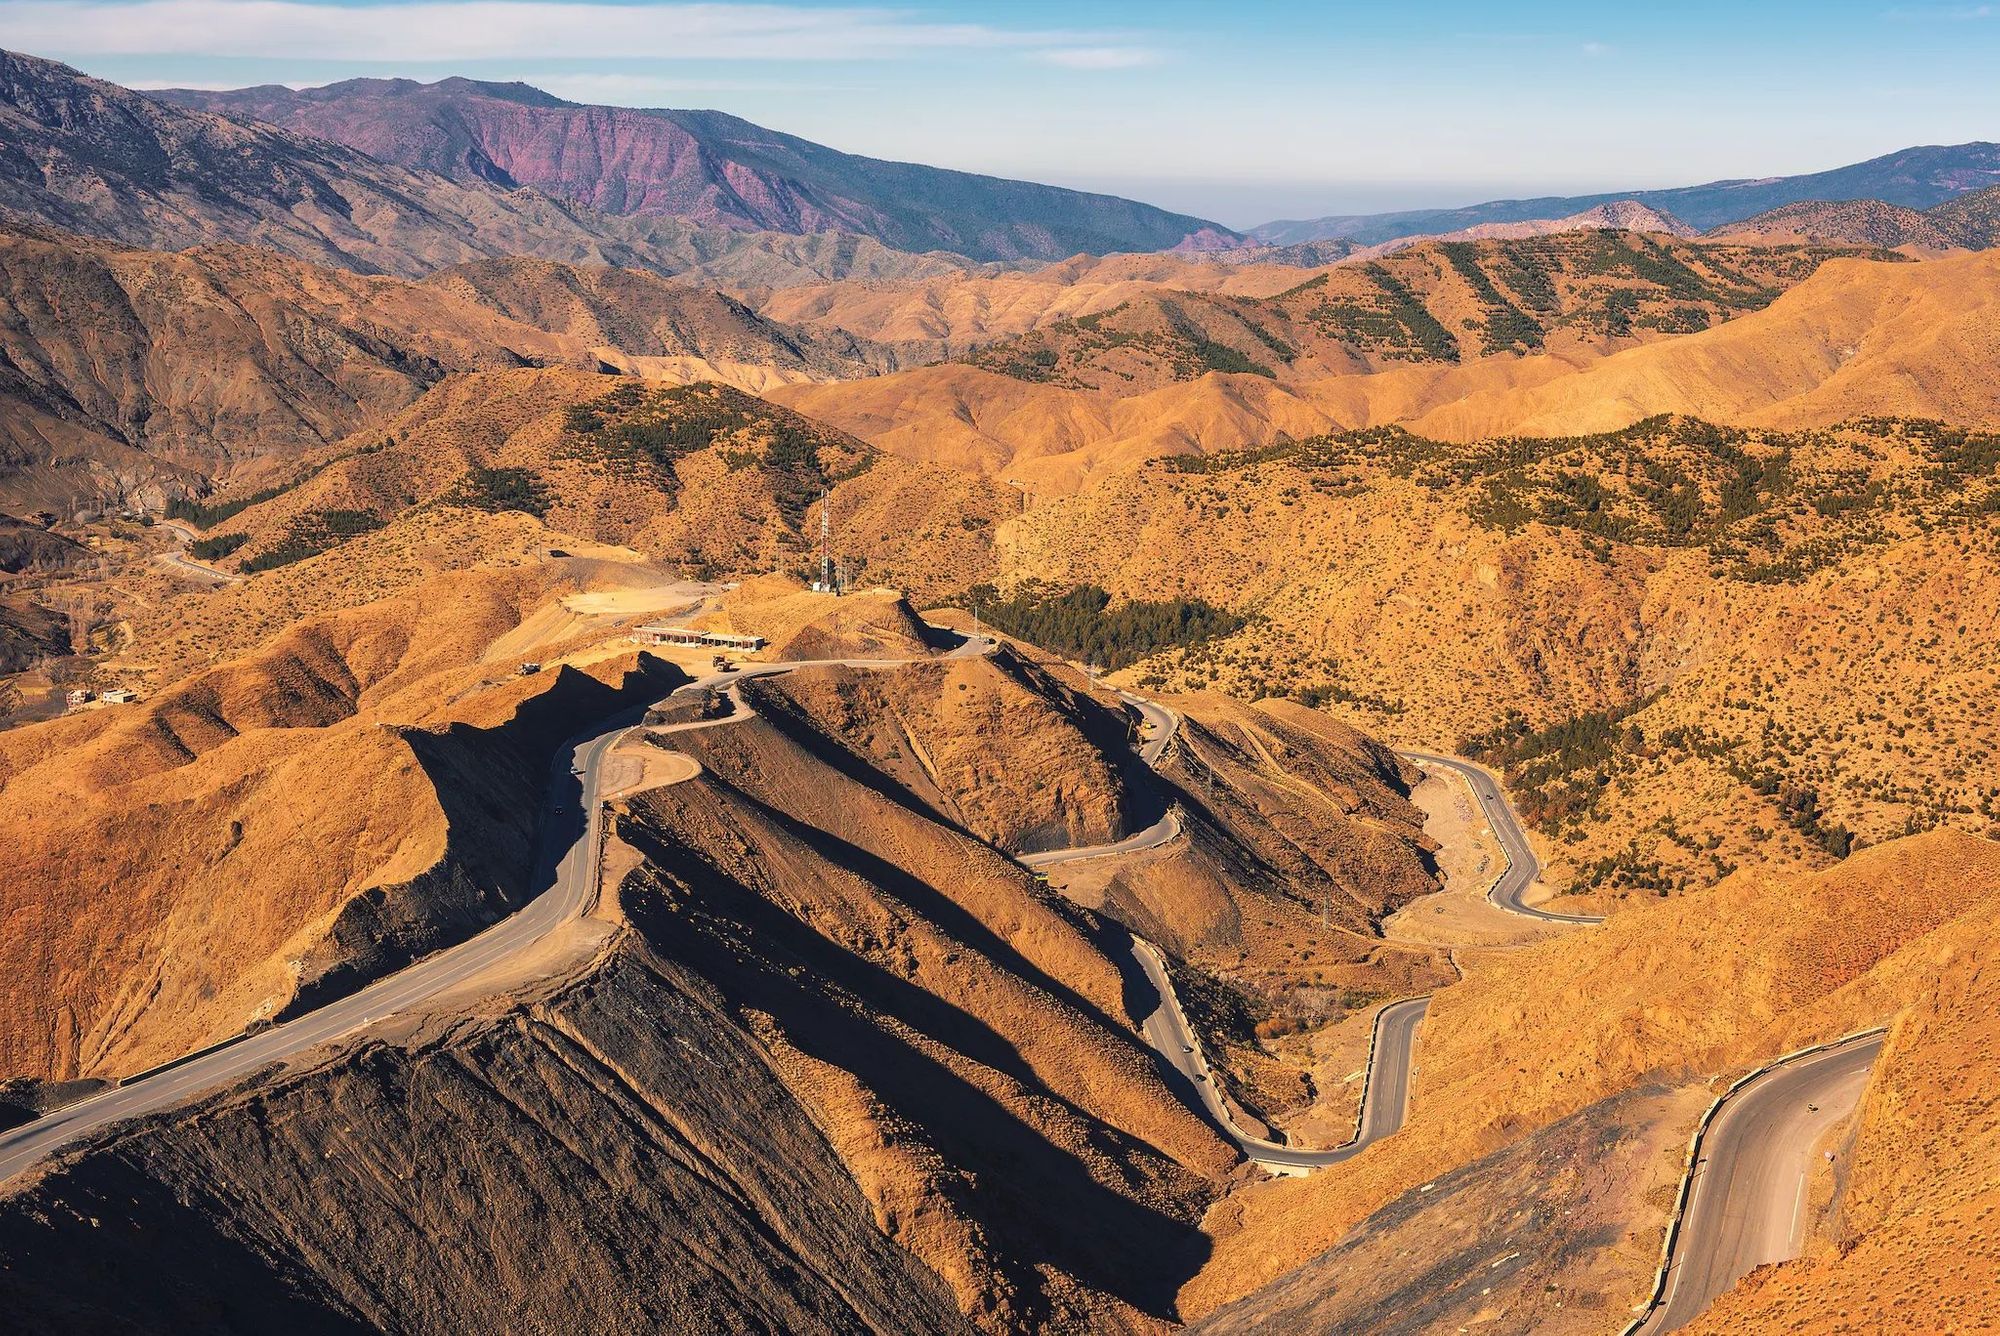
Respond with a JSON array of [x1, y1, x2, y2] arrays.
[[818, 487, 834, 594], [1006, 479, 1030, 513]]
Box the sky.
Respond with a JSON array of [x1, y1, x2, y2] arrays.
[[4, 0, 1999, 226]]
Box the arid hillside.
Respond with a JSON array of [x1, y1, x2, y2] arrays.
[[149, 372, 1008, 626], [0, 689, 1241, 1332], [993, 415, 2000, 906], [1403, 248, 2000, 441], [751, 250, 1322, 357], [958, 231, 1893, 393], [1183, 831, 2000, 1326], [0, 223, 896, 514], [775, 243, 2000, 495], [0, 551, 691, 1082], [1710, 183, 2000, 251]]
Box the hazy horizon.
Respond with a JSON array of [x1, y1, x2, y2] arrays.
[[10, 0, 1998, 228]]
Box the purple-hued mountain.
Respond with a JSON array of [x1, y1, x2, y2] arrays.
[[155, 76, 1241, 262]]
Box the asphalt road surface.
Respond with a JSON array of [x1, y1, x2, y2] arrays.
[[1136, 943, 1431, 1172], [155, 520, 243, 584], [0, 705, 639, 1182], [0, 632, 997, 1183], [1398, 749, 1602, 924], [1639, 1034, 1886, 1333], [1117, 690, 1180, 765], [1019, 810, 1182, 869], [1031, 688, 1427, 1170]]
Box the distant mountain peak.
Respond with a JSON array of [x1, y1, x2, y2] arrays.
[[1252, 142, 2000, 248], [152, 71, 1238, 262]]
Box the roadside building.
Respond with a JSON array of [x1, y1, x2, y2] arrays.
[[631, 626, 767, 653]]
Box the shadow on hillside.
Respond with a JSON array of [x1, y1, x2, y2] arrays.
[[619, 808, 1214, 1325], [280, 654, 687, 1019]]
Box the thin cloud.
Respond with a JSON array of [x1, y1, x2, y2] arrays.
[[1037, 46, 1160, 70], [0, 0, 1133, 62], [525, 70, 855, 102]]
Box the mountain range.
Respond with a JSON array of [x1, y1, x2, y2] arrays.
[[0, 49, 1228, 284], [2, 37, 2000, 1336], [154, 75, 1239, 262], [1254, 141, 2000, 245], [1714, 185, 2000, 251]]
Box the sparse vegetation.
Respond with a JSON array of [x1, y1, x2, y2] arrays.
[[960, 581, 1245, 671], [561, 381, 871, 523], [240, 509, 385, 573], [189, 532, 250, 561], [446, 466, 550, 517]]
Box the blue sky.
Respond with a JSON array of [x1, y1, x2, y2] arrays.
[[5, 0, 1998, 226]]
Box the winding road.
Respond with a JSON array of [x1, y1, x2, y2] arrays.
[[1635, 1032, 1886, 1334], [0, 633, 994, 1183], [154, 519, 243, 584], [1027, 693, 1433, 1170], [0, 629, 1890, 1336], [1399, 749, 1602, 924]]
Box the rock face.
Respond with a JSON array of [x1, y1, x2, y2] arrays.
[[156, 76, 1240, 262]]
